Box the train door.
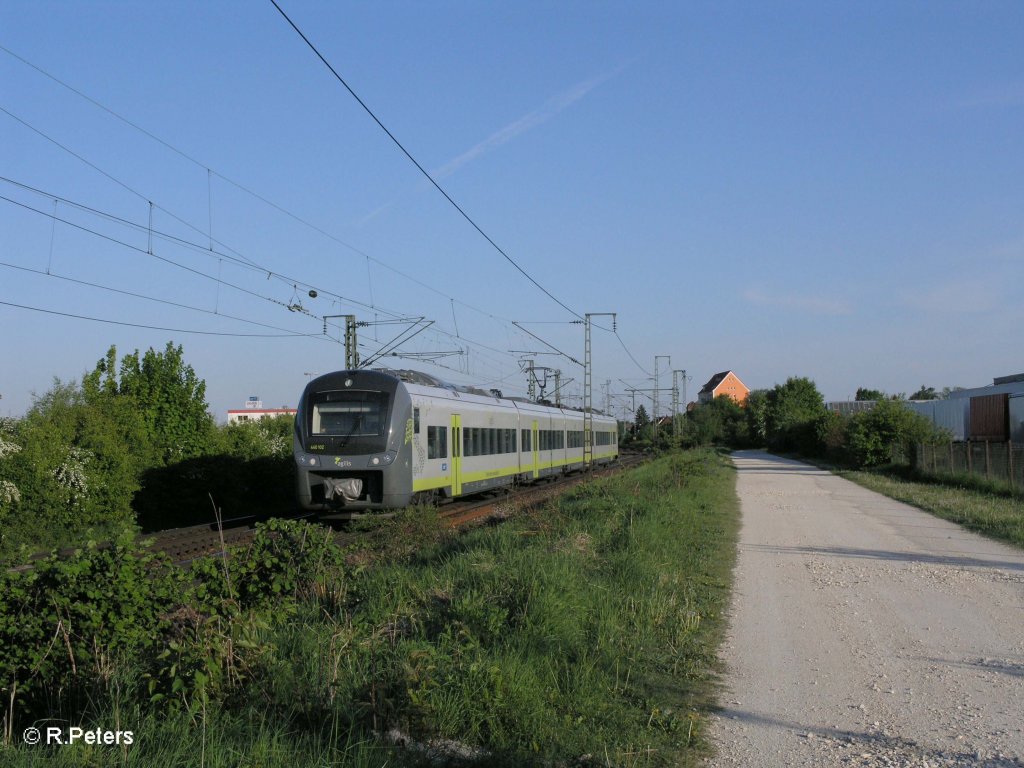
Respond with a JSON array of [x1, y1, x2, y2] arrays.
[[451, 413, 463, 496], [531, 419, 539, 479]]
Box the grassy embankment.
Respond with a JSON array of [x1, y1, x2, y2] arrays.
[[836, 465, 1024, 549], [2, 449, 739, 767]]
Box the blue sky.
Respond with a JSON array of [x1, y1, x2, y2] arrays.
[[2, 1, 1022, 421]]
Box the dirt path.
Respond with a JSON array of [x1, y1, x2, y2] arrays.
[[707, 451, 1024, 767]]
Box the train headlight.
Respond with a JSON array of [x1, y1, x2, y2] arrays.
[[369, 452, 396, 467]]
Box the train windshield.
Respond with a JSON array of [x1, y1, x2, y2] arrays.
[[310, 390, 389, 437]]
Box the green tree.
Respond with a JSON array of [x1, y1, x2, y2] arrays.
[[95, 342, 215, 464], [855, 387, 886, 401], [745, 389, 770, 445], [909, 385, 939, 401], [634, 404, 651, 434], [684, 397, 749, 448], [764, 377, 826, 454]]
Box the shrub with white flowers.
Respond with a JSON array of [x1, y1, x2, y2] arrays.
[[52, 446, 93, 503], [0, 418, 21, 511], [0, 480, 19, 506], [0, 417, 19, 460]]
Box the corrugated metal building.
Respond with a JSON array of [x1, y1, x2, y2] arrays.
[[908, 374, 1024, 442], [826, 401, 878, 416], [1010, 394, 1024, 443], [906, 399, 970, 441]]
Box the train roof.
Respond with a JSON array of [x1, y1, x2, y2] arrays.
[[379, 368, 613, 418]]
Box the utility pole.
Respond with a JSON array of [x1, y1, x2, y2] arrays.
[[554, 370, 562, 407], [672, 369, 690, 437], [344, 315, 358, 369], [323, 314, 360, 369], [654, 355, 670, 437], [584, 313, 616, 468]]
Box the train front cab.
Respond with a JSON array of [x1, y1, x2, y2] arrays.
[[294, 371, 414, 513]]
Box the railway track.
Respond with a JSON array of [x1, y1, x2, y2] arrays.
[[7, 453, 646, 571], [153, 454, 644, 563]]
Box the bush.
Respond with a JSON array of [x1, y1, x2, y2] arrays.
[[844, 399, 944, 468], [680, 397, 750, 449], [0, 381, 143, 562], [0, 537, 183, 717]]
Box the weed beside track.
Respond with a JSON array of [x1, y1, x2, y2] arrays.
[[1, 449, 738, 767]]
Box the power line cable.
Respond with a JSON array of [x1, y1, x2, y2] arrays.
[[2, 183, 524, 373], [0, 193, 324, 319], [615, 329, 652, 377], [0, 299, 321, 337], [0, 44, 521, 328], [0, 64, 538, 378], [0, 115, 526, 366], [268, 0, 583, 320], [0, 176, 387, 318], [2, 192, 519, 381], [0, 259, 326, 338]]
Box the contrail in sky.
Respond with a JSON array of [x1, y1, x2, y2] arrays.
[[355, 69, 620, 226], [432, 70, 619, 179]]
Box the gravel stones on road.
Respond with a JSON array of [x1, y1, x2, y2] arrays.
[[707, 451, 1024, 768]]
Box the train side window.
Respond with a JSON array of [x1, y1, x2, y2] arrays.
[[414, 408, 420, 435], [427, 426, 447, 459]]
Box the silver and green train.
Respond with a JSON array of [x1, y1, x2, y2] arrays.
[[294, 369, 619, 515]]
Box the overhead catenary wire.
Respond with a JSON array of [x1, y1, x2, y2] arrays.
[[0, 299, 321, 338], [0, 193, 330, 320], [0, 177, 380, 315], [268, 0, 583, 321], [0, 105, 534, 381], [0, 44, 522, 329], [0, 46, 609, 395], [2, 182, 526, 382], [0, 45, 594, 394], [0, 259, 327, 338]]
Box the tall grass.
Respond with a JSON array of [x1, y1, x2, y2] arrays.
[[2, 450, 738, 767]]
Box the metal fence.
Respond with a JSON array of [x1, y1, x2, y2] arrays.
[[907, 442, 1024, 490]]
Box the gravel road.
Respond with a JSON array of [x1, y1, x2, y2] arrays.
[[707, 451, 1024, 768]]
